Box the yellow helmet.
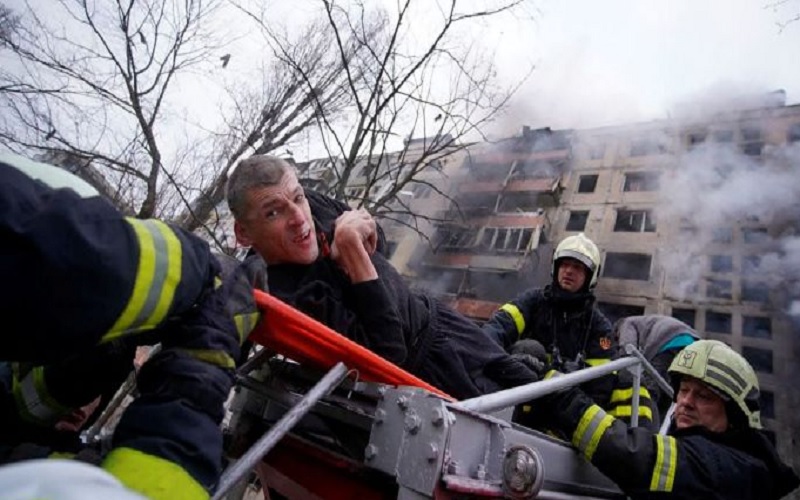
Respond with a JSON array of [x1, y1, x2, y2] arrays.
[[668, 340, 762, 429], [553, 233, 601, 289]]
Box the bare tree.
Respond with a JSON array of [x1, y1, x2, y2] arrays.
[[766, 0, 800, 30], [0, 1, 360, 249], [172, 17, 360, 233], [0, 0, 224, 219], [247, 0, 534, 234]]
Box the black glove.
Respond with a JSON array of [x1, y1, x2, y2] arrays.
[[510, 353, 546, 377]]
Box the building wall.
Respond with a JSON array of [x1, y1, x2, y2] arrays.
[[553, 105, 800, 472], [390, 104, 800, 474]]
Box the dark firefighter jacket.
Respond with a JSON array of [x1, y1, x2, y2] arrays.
[[482, 286, 618, 412], [0, 155, 255, 499], [254, 190, 539, 400], [540, 386, 800, 500]]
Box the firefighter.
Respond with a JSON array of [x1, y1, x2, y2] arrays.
[[613, 315, 699, 417], [0, 153, 254, 499], [226, 155, 539, 400], [482, 234, 626, 419], [536, 340, 799, 499]]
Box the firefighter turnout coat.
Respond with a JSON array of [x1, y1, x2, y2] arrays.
[[0, 154, 251, 499]]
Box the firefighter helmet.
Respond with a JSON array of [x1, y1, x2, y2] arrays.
[[668, 339, 762, 429], [0, 459, 146, 499], [552, 233, 601, 290]]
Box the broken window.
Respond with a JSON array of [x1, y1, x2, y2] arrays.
[[709, 255, 733, 273], [711, 227, 733, 244], [742, 280, 770, 303], [480, 227, 533, 253], [614, 210, 656, 232], [671, 307, 696, 328], [743, 316, 772, 339], [597, 302, 645, 325], [742, 227, 769, 244], [705, 311, 731, 333], [347, 187, 366, 199], [687, 132, 706, 148], [742, 255, 761, 275], [760, 391, 775, 419], [788, 123, 800, 143], [740, 127, 764, 156], [566, 211, 589, 231], [713, 130, 734, 142], [630, 139, 665, 156], [603, 253, 652, 281], [742, 142, 764, 156], [514, 160, 556, 179], [577, 174, 599, 193], [742, 346, 773, 374], [623, 172, 660, 192], [438, 227, 477, 250], [707, 279, 732, 299]]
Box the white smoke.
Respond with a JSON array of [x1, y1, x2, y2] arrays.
[[656, 132, 800, 315]]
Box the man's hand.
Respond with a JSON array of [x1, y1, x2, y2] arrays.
[[332, 209, 377, 256], [331, 209, 379, 283]]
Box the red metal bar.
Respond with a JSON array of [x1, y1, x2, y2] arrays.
[[249, 290, 453, 400]]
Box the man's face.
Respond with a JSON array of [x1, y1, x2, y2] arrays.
[[674, 377, 729, 433], [557, 258, 588, 292], [234, 169, 318, 265]]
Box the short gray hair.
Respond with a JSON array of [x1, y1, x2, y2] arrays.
[[226, 155, 295, 219]]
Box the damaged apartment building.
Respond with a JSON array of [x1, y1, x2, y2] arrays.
[[383, 93, 800, 475]]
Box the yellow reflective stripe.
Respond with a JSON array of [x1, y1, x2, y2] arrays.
[[102, 219, 183, 342], [610, 386, 652, 403], [103, 447, 208, 500], [544, 369, 562, 379], [500, 303, 526, 336], [608, 405, 653, 421], [585, 358, 611, 367], [179, 349, 236, 369], [571, 404, 615, 461], [649, 435, 678, 492], [12, 365, 69, 424], [233, 312, 260, 344]]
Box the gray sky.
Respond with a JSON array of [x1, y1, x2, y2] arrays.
[[489, 0, 800, 133]]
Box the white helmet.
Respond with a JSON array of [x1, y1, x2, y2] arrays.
[[0, 460, 146, 500], [552, 233, 601, 290]]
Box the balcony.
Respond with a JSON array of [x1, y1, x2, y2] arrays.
[[424, 252, 527, 272]]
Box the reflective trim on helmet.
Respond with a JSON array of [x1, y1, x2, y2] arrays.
[[706, 358, 747, 396], [500, 303, 526, 336], [571, 404, 614, 461], [649, 435, 677, 492], [103, 447, 208, 500], [101, 219, 183, 342]]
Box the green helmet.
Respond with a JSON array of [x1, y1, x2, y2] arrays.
[[668, 339, 762, 429], [552, 233, 601, 289]]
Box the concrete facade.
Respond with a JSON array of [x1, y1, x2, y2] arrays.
[[392, 101, 800, 475]]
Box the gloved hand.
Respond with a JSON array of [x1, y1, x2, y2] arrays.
[[510, 353, 546, 377]]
